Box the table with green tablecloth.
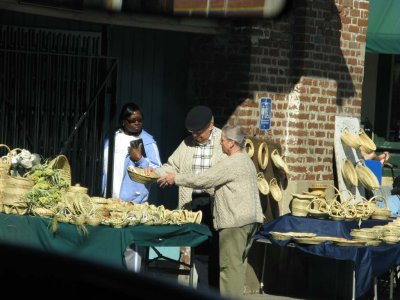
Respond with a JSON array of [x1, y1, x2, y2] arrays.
[[0, 213, 211, 270]]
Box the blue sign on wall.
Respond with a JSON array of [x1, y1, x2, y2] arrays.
[[259, 97, 272, 130]]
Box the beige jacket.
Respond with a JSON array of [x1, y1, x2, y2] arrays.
[[156, 127, 225, 209], [175, 152, 264, 230]]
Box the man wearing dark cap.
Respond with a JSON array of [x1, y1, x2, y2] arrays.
[[156, 105, 225, 291]]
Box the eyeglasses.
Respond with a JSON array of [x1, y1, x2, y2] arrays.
[[126, 118, 143, 124]]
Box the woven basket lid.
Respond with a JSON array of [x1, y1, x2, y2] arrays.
[[245, 139, 255, 158], [257, 142, 269, 170], [269, 178, 282, 202], [340, 128, 361, 149], [256, 172, 270, 195], [355, 161, 380, 190], [127, 166, 159, 184], [271, 149, 289, 174], [342, 159, 358, 187]]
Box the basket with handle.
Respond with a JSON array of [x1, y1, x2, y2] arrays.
[[369, 195, 391, 220], [48, 155, 72, 186]]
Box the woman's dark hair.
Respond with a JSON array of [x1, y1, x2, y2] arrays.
[[118, 103, 144, 127], [392, 176, 400, 195]]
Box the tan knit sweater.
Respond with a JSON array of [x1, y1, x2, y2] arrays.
[[174, 152, 264, 230], [156, 127, 225, 209]]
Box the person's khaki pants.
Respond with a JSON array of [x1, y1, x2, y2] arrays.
[[219, 223, 259, 298]]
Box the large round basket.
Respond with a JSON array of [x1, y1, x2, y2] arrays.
[[127, 167, 159, 184], [0, 144, 11, 178], [48, 155, 71, 186]]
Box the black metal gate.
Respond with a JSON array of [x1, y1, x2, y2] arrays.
[[0, 25, 118, 196]]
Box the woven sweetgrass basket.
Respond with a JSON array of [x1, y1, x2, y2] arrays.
[[342, 159, 358, 187], [244, 139, 255, 158], [271, 149, 289, 174], [358, 128, 377, 154], [355, 161, 380, 190], [340, 128, 361, 149], [257, 172, 270, 195], [0, 144, 11, 178], [257, 142, 269, 170], [48, 155, 71, 186], [127, 166, 159, 184]]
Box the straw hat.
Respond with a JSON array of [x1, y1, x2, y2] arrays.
[[358, 128, 376, 154], [269, 178, 282, 202], [256, 172, 270, 195], [245, 139, 255, 158], [127, 166, 159, 184], [271, 149, 289, 174], [341, 159, 358, 187], [340, 128, 361, 149], [355, 161, 380, 190], [257, 142, 269, 170]]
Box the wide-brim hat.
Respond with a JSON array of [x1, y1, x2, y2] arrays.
[[185, 105, 212, 131], [342, 159, 358, 187]]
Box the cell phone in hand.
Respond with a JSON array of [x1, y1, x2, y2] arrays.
[[130, 139, 143, 149], [130, 139, 147, 157]]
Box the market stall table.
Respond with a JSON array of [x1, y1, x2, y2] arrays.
[[255, 214, 400, 299], [0, 212, 211, 281]]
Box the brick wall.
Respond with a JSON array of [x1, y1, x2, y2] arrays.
[[187, 0, 368, 182]]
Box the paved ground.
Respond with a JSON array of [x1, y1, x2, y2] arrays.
[[244, 293, 304, 300]]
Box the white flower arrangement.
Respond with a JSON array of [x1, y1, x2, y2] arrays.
[[11, 149, 41, 176]]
